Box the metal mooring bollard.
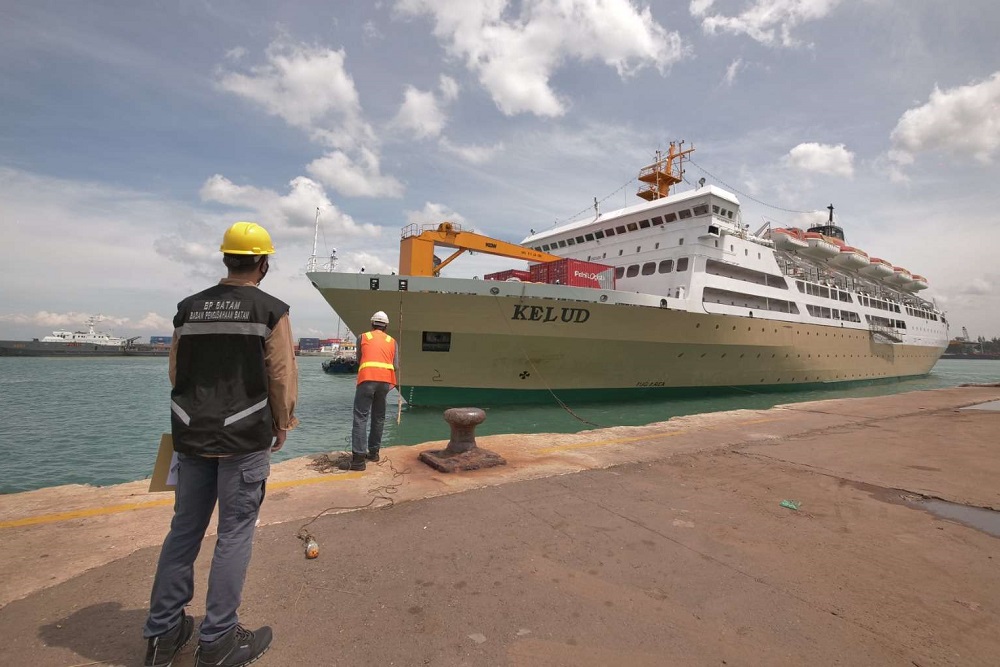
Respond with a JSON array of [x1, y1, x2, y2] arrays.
[[418, 407, 507, 472]]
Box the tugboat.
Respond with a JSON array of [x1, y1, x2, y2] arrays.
[[321, 355, 359, 374], [321, 340, 358, 374]]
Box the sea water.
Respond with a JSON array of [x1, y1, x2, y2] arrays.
[[0, 357, 997, 494]]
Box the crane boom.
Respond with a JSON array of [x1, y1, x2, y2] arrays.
[[399, 222, 561, 277]]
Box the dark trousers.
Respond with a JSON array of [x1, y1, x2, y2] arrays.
[[351, 380, 392, 456], [143, 449, 270, 643]]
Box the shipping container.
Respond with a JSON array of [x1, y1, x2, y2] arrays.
[[528, 262, 551, 283], [484, 269, 532, 282], [540, 259, 615, 289], [149, 336, 172, 345], [298, 337, 321, 350]]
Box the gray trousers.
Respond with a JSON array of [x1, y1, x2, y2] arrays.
[[351, 381, 392, 456], [143, 449, 270, 643]]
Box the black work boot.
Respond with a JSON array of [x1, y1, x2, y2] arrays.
[[337, 452, 366, 471], [195, 624, 272, 667], [365, 447, 380, 462], [144, 612, 194, 667]]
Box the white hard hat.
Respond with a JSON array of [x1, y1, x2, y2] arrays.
[[371, 311, 389, 326]]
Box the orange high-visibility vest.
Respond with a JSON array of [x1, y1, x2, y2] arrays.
[[357, 330, 397, 385]]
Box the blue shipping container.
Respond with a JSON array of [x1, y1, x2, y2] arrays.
[[149, 336, 172, 345], [299, 337, 321, 350]]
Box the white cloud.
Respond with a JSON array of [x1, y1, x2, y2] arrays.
[[396, 0, 686, 117], [0, 311, 174, 334], [224, 46, 247, 62], [216, 38, 412, 200], [961, 277, 994, 297], [889, 71, 1000, 168], [439, 74, 459, 102], [438, 137, 505, 164], [306, 149, 405, 198], [336, 250, 396, 275], [216, 38, 373, 150], [199, 173, 380, 238], [362, 21, 383, 42], [404, 201, 468, 227], [691, 0, 841, 47], [722, 57, 743, 86], [394, 86, 448, 139], [785, 142, 855, 177]]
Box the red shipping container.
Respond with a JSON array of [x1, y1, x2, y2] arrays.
[[529, 262, 551, 283], [484, 269, 532, 282], [545, 258, 615, 289]]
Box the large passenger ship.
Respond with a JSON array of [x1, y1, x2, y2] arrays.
[[308, 143, 949, 406]]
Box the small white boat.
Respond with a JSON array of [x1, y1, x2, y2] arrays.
[[905, 274, 929, 292], [800, 232, 840, 258], [887, 266, 912, 285], [860, 257, 894, 279], [830, 245, 870, 269], [771, 227, 809, 251]]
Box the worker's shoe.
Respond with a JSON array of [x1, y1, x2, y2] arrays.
[[337, 453, 366, 471], [195, 624, 272, 667], [365, 447, 380, 462], [144, 612, 194, 667]]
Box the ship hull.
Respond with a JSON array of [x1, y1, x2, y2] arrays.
[[0, 341, 168, 357], [309, 272, 945, 407]]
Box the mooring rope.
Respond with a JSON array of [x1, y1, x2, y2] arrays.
[[490, 293, 602, 427]]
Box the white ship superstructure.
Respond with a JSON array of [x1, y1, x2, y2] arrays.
[[41, 317, 126, 346], [308, 143, 948, 406]]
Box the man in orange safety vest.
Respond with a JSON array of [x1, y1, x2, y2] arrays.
[[338, 310, 398, 471]]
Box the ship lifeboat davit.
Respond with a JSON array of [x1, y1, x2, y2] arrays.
[[904, 274, 929, 292], [860, 257, 894, 279], [771, 227, 809, 251], [830, 245, 870, 269], [800, 232, 840, 258], [887, 266, 912, 285]]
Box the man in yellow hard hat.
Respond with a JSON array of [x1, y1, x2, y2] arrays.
[[339, 310, 398, 471], [142, 221, 298, 667]]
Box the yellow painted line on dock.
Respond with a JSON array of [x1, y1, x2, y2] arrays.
[[0, 471, 366, 530], [269, 471, 365, 490], [535, 417, 782, 455]]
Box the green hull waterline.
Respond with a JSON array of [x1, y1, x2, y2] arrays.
[[400, 373, 932, 408]]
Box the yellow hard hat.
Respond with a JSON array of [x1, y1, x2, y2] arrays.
[[220, 222, 275, 255]]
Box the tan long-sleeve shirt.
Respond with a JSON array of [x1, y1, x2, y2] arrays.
[[169, 278, 299, 431]]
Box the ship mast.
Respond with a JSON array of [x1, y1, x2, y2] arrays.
[[637, 141, 695, 201], [307, 207, 320, 273]]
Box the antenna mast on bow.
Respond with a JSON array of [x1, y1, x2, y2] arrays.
[[307, 207, 320, 272]]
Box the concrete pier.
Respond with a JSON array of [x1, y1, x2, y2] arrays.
[[1, 385, 999, 666]]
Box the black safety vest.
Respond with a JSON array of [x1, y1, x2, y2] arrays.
[[170, 284, 289, 455]]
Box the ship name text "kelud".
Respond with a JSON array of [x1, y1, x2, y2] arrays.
[[512, 305, 590, 323]]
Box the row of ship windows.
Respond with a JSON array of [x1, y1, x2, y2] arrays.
[[868, 315, 907, 329], [859, 295, 902, 314], [532, 202, 732, 252], [805, 305, 862, 323], [702, 288, 921, 331], [795, 281, 853, 303], [795, 280, 932, 319], [616, 258, 690, 279], [905, 305, 939, 321]]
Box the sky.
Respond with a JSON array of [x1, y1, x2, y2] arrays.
[[1, 0, 998, 341]]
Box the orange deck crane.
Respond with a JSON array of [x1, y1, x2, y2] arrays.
[[399, 222, 561, 277]]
